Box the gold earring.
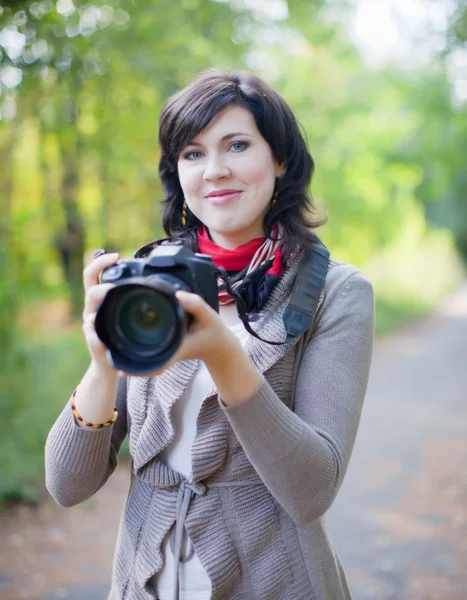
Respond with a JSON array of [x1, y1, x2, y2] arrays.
[[182, 202, 188, 226], [271, 190, 278, 208], [271, 177, 280, 208]]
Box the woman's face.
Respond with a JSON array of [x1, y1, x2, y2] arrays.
[[177, 105, 284, 249]]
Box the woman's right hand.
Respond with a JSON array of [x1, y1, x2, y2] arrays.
[[82, 252, 120, 373]]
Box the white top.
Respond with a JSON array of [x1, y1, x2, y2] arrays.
[[154, 320, 250, 600]]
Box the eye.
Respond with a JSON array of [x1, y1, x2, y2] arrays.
[[183, 150, 203, 161], [230, 141, 249, 153]]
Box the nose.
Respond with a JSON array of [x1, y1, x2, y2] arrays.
[[202, 154, 230, 182]]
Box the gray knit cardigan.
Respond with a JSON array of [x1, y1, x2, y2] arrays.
[[45, 252, 375, 600]]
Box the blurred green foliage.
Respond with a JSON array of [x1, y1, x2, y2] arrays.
[[0, 0, 466, 502], [0, 331, 89, 502]]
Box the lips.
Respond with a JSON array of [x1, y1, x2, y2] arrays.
[[207, 189, 241, 198], [207, 189, 242, 205]]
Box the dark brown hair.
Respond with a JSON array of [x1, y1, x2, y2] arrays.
[[158, 69, 326, 261]]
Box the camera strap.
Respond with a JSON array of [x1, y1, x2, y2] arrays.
[[216, 239, 330, 346]]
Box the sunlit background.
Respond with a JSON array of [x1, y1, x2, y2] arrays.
[[1, 0, 466, 597]]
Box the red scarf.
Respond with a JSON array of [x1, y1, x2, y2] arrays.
[[197, 225, 285, 307]]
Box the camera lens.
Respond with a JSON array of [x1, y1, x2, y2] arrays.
[[132, 300, 160, 332], [112, 288, 176, 356], [94, 276, 191, 374]]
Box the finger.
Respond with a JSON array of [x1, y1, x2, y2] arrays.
[[84, 324, 108, 355], [83, 283, 116, 319], [175, 291, 214, 324], [82, 314, 108, 353], [83, 252, 120, 291], [82, 312, 99, 346], [82, 311, 96, 332]]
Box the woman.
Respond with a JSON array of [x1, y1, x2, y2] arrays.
[[46, 70, 375, 600]]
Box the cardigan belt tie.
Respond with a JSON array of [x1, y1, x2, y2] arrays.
[[168, 478, 264, 600]]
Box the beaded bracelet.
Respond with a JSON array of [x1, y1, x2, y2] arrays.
[[71, 388, 118, 429]]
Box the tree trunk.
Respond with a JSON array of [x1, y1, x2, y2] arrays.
[[98, 75, 112, 250], [56, 70, 85, 319]]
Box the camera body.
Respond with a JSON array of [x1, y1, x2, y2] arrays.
[[94, 241, 219, 374], [100, 240, 219, 308]]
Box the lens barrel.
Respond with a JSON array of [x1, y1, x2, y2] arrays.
[[95, 277, 188, 374]]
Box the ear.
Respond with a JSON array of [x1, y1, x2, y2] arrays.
[[275, 162, 286, 178]]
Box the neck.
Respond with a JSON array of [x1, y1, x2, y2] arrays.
[[207, 228, 265, 249]]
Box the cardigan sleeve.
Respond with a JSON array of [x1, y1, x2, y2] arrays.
[[45, 375, 128, 507], [221, 264, 375, 524]]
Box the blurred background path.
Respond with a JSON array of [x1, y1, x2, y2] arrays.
[[327, 282, 467, 600], [1, 282, 467, 600]]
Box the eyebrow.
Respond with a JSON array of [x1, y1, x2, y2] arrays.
[[185, 132, 255, 147]]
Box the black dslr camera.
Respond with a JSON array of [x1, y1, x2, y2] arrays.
[[95, 241, 219, 374]]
